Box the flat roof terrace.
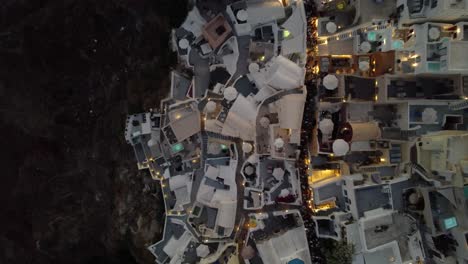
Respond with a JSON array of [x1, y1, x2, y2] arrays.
[[355, 185, 391, 217], [203, 14, 232, 49]]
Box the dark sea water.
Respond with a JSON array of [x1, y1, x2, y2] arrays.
[[0, 1, 187, 263]]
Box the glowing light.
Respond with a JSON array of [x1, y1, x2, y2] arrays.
[[259, 55, 265, 61], [336, 1, 346, 10], [412, 63, 418, 67], [175, 114, 181, 119], [410, 54, 419, 59], [380, 158, 386, 162], [374, 94, 378, 101], [330, 54, 352, 58], [283, 30, 291, 38]]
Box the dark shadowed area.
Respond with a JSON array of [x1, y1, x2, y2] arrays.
[[0, 0, 188, 263]]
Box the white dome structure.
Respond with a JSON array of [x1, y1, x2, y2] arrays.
[[422, 108, 438, 123], [147, 139, 156, 147], [178, 38, 189, 49], [274, 138, 285, 149], [248, 62, 260, 73], [242, 142, 253, 153], [196, 244, 210, 258], [323, 74, 338, 90], [319, 118, 334, 135], [205, 101, 217, 113], [359, 61, 370, 71], [241, 245, 256, 259], [237, 9, 248, 22], [208, 142, 222, 154], [223, 86, 238, 101], [326, 22, 337, 33], [259, 116, 270, 128], [244, 165, 255, 176], [279, 189, 290, 197], [429, 27, 440, 40], [332, 139, 349, 156], [360, 41, 371, 53]]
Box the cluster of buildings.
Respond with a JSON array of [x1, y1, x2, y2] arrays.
[[309, 0, 468, 263], [125, 0, 313, 263]]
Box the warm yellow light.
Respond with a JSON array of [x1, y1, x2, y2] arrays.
[[375, 80, 378, 86], [329, 153, 334, 157], [312, 201, 336, 212], [192, 159, 197, 163], [175, 114, 182, 119], [412, 63, 418, 67], [410, 54, 418, 59], [331, 54, 352, 58], [259, 55, 265, 61], [374, 94, 378, 101], [380, 158, 386, 162]]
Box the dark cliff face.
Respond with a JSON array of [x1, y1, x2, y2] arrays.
[[0, 1, 187, 263]]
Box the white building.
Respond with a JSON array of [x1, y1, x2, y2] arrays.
[[397, 0, 468, 25]]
